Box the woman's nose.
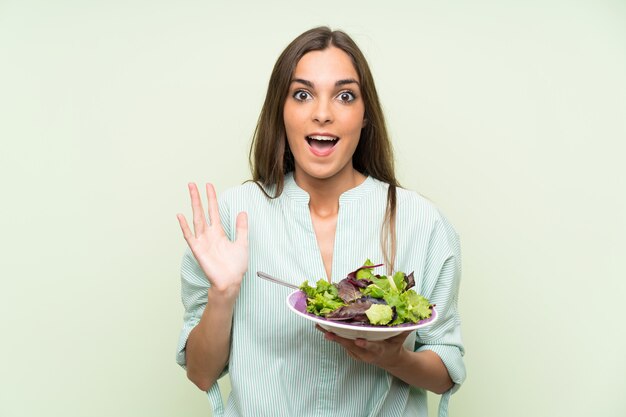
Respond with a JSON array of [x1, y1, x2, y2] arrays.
[[312, 99, 333, 124]]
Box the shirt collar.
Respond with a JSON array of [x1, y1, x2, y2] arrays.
[[283, 171, 376, 206]]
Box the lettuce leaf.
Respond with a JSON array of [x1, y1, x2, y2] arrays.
[[300, 260, 432, 326], [326, 297, 384, 322], [347, 259, 383, 281], [365, 304, 393, 325], [300, 279, 345, 316], [337, 279, 362, 303]]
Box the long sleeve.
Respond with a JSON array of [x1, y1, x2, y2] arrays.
[[175, 247, 209, 368], [175, 193, 234, 369], [415, 214, 466, 394]]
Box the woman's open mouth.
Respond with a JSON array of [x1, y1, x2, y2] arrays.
[[306, 135, 339, 156]]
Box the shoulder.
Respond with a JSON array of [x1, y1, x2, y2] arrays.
[[220, 180, 270, 199], [216, 181, 277, 237], [395, 186, 460, 248], [218, 181, 275, 209], [366, 178, 452, 226], [396, 187, 446, 222]]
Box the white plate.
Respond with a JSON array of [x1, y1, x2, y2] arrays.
[[286, 290, 438, 341]]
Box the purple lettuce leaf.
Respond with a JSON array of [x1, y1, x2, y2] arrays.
[[347, 275, 370, 288], [404, 271, 415, 290], [325, 299, 371, 322], [336, 278, 362, 303], [346, 263, 384, 280], [325, 296, 388, 323]]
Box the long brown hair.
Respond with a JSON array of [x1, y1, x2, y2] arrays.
[[249, 26, 399, 272]]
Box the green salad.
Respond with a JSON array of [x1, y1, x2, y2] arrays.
[[299, 259, 433, 326]]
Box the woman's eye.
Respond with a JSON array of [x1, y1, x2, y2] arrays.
[[293, 90, 312, 101], [337, 91, 356, 103]]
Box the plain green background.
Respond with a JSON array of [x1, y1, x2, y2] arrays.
[[1, 0, 625, 416]]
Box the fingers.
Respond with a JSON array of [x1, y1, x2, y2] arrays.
[[354, 338, 369, 349], [205, 183, 221, 228], [315, 326, 373, 362], [189, 183, 206, 237], [334, 337, 371, 361], [176, 213, 192, 241], [182, 182, 238, 241], [235, 212, 248, 245], [389, 330, 414, 343]]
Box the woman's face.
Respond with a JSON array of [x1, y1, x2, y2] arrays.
[[283, 46, 366, 183]]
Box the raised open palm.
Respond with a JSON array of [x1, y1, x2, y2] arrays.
[[177, 183, 249, 291]]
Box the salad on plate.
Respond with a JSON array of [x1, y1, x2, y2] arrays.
[[299, 260, 434, 327]]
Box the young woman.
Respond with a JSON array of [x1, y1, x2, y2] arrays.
[[176, 27, 465, 417]]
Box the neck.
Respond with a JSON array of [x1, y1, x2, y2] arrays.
[[293, 168, 366, 217]]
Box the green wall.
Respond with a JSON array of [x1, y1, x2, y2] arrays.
[[1, 1, 624, 416]]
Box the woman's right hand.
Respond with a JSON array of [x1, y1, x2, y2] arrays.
[[177, 183, 249, 293]]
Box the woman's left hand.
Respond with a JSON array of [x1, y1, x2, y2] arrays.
[[316, 325, 413, 369]]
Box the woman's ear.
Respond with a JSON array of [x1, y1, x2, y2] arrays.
[[362, 118, 368, 128]]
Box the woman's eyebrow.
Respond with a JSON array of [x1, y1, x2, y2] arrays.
[[335, 78, 360, 87], [290, 78, 361, 88], [291, 78, 314, 87]]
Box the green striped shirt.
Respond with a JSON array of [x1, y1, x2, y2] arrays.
[[177, 172, 465, 417]]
